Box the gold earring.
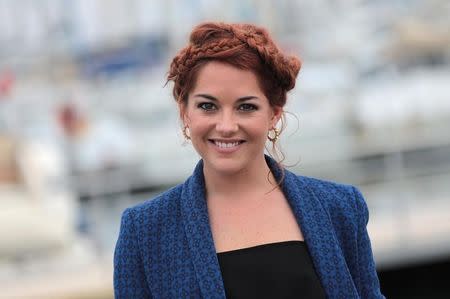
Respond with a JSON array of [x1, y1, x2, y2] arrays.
[[182, 126, 191, 140], [267, 128, 280, 143]]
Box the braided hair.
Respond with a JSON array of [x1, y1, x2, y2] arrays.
[[167, 22, 301, 108]]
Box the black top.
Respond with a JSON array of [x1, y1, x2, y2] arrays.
[[217, 241, 327, 299]]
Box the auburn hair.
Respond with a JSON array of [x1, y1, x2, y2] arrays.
[[167, 22, 301, 108]]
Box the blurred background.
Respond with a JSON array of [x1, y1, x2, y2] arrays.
[[0, 0, 449, 298]]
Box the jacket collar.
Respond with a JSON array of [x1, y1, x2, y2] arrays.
[[180, 155, 358, 298]]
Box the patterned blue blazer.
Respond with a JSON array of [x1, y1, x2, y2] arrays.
[[114, 156, 385, 298]]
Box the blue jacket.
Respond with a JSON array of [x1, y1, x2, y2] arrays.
[[114, 156, 385, 298]]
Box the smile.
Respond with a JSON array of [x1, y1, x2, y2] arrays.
[[208, 139, 245, 151]]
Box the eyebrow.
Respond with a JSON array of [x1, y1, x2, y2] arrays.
[[193, 94, 259, 102]]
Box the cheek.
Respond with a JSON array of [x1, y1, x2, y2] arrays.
[[242, 116, 271, 137], [188, 116, 213, 137]]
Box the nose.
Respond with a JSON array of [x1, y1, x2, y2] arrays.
[[215, 110, 238, 136]]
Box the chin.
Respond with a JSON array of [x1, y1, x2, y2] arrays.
[[204, 156, 248, 176]]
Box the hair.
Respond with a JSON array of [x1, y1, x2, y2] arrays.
[[167, 22, 301, 106], [166, 22, 302, 186]]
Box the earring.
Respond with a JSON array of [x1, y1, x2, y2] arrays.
[[182, 126, 191, 140], [267, 127, 280, 143]]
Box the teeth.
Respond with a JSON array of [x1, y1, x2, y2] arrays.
[[214, 141, 240, 148]]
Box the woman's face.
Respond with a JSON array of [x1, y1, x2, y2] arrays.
[[180, 61, 282, 175]]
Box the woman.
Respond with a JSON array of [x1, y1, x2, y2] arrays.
[[114, 22, 385, 299]]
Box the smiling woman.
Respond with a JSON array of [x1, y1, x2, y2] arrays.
[[114, 22, 385, 299]]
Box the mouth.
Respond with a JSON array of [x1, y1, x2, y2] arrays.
[[208, 139, 246, 149]]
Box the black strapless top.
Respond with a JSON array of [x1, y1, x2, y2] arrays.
[[216, 241, 327, 299]]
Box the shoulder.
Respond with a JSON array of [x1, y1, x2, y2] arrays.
[[297, 174, 356, 199], [121, 183, 184, 227], [293, 173, 371, 251], [294, 173, 367, 224]]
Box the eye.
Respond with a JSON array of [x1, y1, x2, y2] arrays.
[[238, 103, 258, 111], [197, 102, 217, 111]]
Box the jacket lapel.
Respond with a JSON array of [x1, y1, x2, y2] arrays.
[[180, 160, 226, 299], [271, 157, 359, 298]]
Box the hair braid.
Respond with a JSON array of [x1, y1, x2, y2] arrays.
[[167, 21, 301, 105], [230, 25, 300, 91], [168, 39, 244, 83]]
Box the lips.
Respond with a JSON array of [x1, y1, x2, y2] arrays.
[[208, 139, 245, 151]]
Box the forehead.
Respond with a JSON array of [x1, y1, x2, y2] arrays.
[[191, 61, 263, 96]]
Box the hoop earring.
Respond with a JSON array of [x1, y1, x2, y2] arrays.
[[182, 126, 191, 140], [267, 128, 280, 143]]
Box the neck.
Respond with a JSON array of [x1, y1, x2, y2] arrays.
[[202, 155, 279, 201]]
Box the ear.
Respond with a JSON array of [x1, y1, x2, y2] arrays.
[[178, 101, 188, 125], [270, 106, 283, 128]]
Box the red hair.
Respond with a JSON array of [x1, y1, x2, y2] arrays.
[[167, 22, 301, 107]]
